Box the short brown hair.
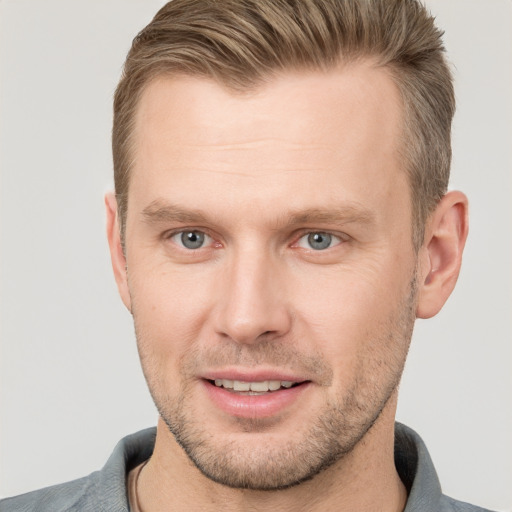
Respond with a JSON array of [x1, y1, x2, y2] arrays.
[[113, 0, 455, 249]]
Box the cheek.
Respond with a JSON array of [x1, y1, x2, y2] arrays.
[[293, 264, 392, 331], [130, 272, 211, 406], [129, 266, 214, 359], [291, 263, 412, 373]]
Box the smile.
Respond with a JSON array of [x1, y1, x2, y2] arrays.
[[212, 379, 298, 393], [203, 377, 310, 418]]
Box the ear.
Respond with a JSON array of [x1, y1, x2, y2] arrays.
[[416, 190, 469, 319], [105, 192, 132, 312]]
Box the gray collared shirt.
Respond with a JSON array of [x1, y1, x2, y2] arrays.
[[0, 423, 496, 511]]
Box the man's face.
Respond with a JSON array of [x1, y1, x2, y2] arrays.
[[121, 63, 419, 489]]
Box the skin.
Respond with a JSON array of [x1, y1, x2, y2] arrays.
[[106, 61, 468, 511]]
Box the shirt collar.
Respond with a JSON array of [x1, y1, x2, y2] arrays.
[[99, 423, 443, 511]]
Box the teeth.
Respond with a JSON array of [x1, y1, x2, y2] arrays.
[[222, 379, 234, 389], [250, 381, 269, 392], [233, 381, 250, 391], [213, 379, 297, 392], [268, 380, 281, 391]]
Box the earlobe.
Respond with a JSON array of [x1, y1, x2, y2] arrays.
[[416, 191, 469, 319], [105, 192, 132, 312]]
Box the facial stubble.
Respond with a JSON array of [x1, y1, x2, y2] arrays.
[[133, 275, 417, 491]]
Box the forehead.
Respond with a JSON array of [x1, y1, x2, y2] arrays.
[[133, 62, 403, 157], [128, 63, 408, 230]]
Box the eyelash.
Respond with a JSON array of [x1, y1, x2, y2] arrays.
[[294, 231, 344, 251], [166, 230, 216, 250], [164, 229, 346, 252]]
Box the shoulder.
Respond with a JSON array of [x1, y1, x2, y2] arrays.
[[439, 495, 497, 512], [0, 473, 101, 512], [395, 424, 498, 512], [0, 428, 156, 512]]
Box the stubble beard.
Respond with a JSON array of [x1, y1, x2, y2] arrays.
[[134, 277, 417, 491]]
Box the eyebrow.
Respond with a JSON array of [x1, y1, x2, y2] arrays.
[[141, 199, 375, 228], [142, 200, 210, 225], [285, 206, 375, 226]]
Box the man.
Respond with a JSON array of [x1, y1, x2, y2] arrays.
[[0, 0, 498, 511]]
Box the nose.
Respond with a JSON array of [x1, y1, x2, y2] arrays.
[[213, 248, 292, 345]]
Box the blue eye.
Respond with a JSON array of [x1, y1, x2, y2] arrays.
[[297, 232, 340, 250], [171, 231, 211, 250]]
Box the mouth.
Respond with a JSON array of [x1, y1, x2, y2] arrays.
[[208, 378, 304, 395], [202, 376, 311, 419]]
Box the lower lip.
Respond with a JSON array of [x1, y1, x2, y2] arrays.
[[202, 380, 311, 419]]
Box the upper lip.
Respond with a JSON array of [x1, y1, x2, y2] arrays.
[[201, 368, 309, 383]]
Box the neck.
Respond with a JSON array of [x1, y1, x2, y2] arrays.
[[138, 399, 406, 512]]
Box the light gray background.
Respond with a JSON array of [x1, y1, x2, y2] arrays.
[[1, 1, 511, 510]]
